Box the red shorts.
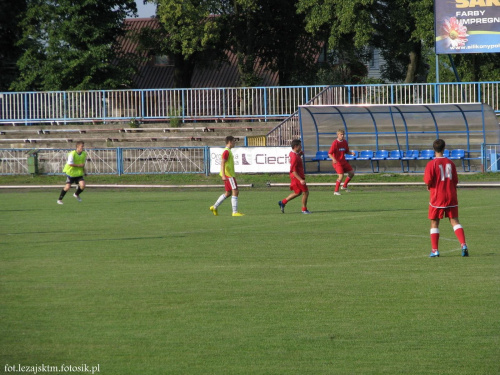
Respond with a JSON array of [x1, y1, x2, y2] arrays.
[[428, 205, 458, 220], [290, 178, 308, 194], [332, 160, 353, 174], [224, 177, 238, 192]]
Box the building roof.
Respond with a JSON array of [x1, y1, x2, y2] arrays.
[[122, 18, 279, 89]]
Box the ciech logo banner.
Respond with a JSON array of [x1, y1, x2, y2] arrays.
[[435, 0, 500, 54], [210, 147, 290, 173]]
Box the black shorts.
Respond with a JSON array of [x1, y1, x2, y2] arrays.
[[65, 175, 84, 185]]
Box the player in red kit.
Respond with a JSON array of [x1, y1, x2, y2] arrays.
[[424, 139, 468, 257], [328, 129, 356, 195], [278, 139, 311, 214]]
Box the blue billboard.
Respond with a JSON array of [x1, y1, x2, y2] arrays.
[[435, 0, 500, 54]]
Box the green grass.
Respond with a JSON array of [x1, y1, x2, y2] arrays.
[[1, 187, 499, 374]]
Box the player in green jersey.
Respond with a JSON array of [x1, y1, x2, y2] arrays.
[[57, 141, 87, 205]]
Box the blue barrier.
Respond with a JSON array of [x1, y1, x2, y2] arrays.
[[0, 147, 209, 176], [1, 82, 499, 125]]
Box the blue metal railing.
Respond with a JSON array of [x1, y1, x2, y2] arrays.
[[1, 82, 498, 125], [0, 147, 209, 176]]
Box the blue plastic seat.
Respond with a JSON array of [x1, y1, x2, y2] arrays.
[[443, 149, 450, 158], [401, 150, 418, 160], [356, 150, 374, 160], [370, 150, 389, 172], [401, 150, 418, 172], [417, 149, 435, 160], [386, 150, 405, 172], [345, 150, 358, 160], [449, 149, 467, 171], [386, 150, 403, 160], [372, 150, 388, 160], [355, 150, 374, 172], [449, 149, 465, 159], [312, 151, 329, 161]]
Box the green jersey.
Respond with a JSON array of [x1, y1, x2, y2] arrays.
[[219, 147, 235, 178], [63, 150, 87, 177]]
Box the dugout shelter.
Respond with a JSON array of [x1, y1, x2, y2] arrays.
[[299, 103, 500, 173]]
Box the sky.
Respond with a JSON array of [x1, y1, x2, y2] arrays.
[[135, 0, 156, 18]]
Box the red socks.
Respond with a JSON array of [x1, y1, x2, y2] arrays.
[[430, 228, 440, 251], [431, 225, 467, 253], [453, 224, 466, 245], [343, 177, 351, 188]]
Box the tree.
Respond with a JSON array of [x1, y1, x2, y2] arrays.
[[223, 0, 263, 86], [224, 0, 322, 86], [297, 0, 375, 51], [372, 0, 432, 83], [296, 0, 375, 83], [252, 0, 323, 85], [147, 0, 228, 88], [12, 0, 138, 91], [0, 0, 26, 90]]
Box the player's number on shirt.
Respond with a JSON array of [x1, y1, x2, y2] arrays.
[[438, 163, 453, 181]]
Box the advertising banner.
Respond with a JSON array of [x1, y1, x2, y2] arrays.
[[435, 0, 500, 54], [209, 147, 290, 174]]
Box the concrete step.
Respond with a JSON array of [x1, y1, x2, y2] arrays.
[[0, 121, 277, 149]]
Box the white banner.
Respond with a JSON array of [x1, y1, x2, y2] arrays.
[[209, 147, 291, 174]]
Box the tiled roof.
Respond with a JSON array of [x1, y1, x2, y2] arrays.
[[121, 18, 279, 89]]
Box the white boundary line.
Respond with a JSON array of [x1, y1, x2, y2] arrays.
[[0, 182, 499, 189], [267, 182, 500, 187], [0, 184, 254, 189]]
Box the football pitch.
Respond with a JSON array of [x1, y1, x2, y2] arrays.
[[1, 187, 499, 374]]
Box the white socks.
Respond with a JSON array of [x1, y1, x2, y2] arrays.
[[214, 194, 226, 208], [231, 196, 238, 213], [214, 194, 238, 213]]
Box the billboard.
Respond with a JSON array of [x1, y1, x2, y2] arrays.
[[435, 0, 500, 54], [210, 147, 290, 174]]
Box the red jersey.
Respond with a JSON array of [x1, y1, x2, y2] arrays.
[[328, 139, 350, 162], [424, 157, 459, 208], [289, 151, 305, 180]]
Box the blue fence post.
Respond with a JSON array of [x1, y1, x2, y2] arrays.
[[223, 88, 227, 121], [64, 91, 68, 125], [117, 148, 123, 176], [181, 89, 186, 123], [102, 90, 106, 123], [264, 88, 268, 122], [141, 90, 145, 120], [204, 146, 210, 176], [24, 93, 28, 126]]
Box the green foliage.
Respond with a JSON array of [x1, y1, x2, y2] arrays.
[[168, 106, 183, 128], [0, 0, 26, 90], [12, 0, 138, 91], [1, 188, 499, 374], [298, 0, 500, 83], [6, 0, 500, 91], [129, 118, 141, 128], [297, 0, 375, 50], [156, 0, 223, 57], [143, 0, 229, 88]]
